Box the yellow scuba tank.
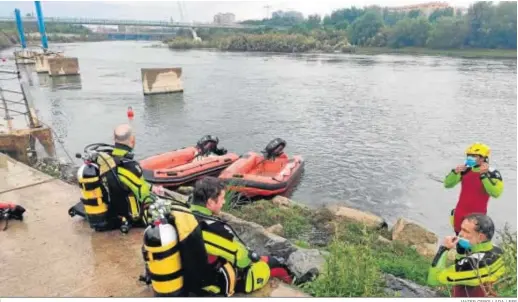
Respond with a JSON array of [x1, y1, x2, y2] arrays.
[[77, 161, 111, 231], [140, 199, 215, 297], [142, 221, 184, 297]]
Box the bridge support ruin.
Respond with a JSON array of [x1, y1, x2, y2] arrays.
[[35, 53, 80, 76], [48, 57, 80, 76], [0, 71, 55, 166], [141, 68, 184, 95]]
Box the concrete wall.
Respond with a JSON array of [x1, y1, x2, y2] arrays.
[[0, 127, 55, 165], [48, 57, 80, 76], [35, 53, 64, 73], [141, 67, 184, 95]]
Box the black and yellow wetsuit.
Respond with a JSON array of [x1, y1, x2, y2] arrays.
[[191, 204, 271, 296], [99, 143, 155, 228], [427, 241, 506, 297]]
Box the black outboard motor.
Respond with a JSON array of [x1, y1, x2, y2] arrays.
[[262, 138, 286, 160], [196, 135, 227, 156]]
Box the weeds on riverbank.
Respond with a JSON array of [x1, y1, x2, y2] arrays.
[[227, 199, 433, 297], [494, 224, 517, 297], [166, 33, 355, 54], [164, 34, 516, 59], [301, 239, 386, 297], [229, 199, 516, 298]]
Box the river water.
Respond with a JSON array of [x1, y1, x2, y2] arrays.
[[1, 41, 516, 236]]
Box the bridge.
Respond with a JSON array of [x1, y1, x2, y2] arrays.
[[0, 16, 283, 30]]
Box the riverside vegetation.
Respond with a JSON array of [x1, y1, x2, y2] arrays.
[[0, 23, 109, 50], [222, 193, 517, 298], [167, 1, 516, 59]]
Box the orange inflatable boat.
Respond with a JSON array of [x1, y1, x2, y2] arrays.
[[140, 135, 239, 188], [219, 138, 304, 197]]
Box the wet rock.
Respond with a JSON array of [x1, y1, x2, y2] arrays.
[[177, 186, 193, 195], [312, 207, 336, 225], [272, 196, 292, 207], [266, 224, 284, 236], [383, 274, 439, 297], [327, 205, 388, 229], [391, 218, 438, 246], [414, 243, 439, 259], [286, 248, 326, 279]]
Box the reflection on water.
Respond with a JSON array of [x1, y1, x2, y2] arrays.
[[37, 74, 82, 90]]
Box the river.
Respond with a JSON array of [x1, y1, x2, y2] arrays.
[[1, 41, 516, 237]]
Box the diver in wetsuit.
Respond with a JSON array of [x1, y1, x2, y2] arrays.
[[444, 143, 504, 235], [96, 124, 163, 230], [189, 176, 298, 296], [427, 214, 505, 297]]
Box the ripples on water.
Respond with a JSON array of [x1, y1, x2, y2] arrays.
[[1, 41, 515, 236]]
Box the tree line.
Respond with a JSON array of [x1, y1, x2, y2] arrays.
[[241, 1, 517, 50]]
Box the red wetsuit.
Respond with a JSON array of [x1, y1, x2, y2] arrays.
[[453, 169, 490, 233]]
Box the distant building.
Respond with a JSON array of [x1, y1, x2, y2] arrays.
[[213, 13, 236, 24], [387, 2, 454, 17]]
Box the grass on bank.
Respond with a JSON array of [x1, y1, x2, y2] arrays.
[[226, 199, 518, 298], [355, 46, 517, 59]]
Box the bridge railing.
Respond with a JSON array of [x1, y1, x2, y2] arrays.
[[0, 16, 270, 29]]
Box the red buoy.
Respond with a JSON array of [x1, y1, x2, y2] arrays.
[[127, 106, 134, 119]]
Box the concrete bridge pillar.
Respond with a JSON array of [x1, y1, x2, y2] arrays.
[[48, 57, 80, 76], [141, 68, 184, 95]]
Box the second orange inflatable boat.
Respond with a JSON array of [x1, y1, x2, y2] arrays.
[[219, 138, 304, 197], [140, 135, 239, 188]]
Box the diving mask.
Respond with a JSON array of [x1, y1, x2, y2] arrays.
[[465, 156, 477, 168]]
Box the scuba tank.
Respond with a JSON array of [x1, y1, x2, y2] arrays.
[[140, 196, 215, 297], [77, 160, 111, 231], [142, 202, 185, 297]]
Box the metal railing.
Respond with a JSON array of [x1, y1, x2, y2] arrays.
[[0, 16, 277, 29]]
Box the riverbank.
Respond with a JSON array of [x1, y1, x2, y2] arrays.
[[355, 47, 517, 59], [165, 36, 517, 59], [0, 34, 109, 51], [223, 195, 517, 297], [24, 155, 517, 297]]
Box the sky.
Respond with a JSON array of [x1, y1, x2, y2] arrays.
[[0, 0, 479, 22]]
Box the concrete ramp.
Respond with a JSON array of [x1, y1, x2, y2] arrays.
[[0, 154, 150, 297], [48, 57, 80, 77], [0, 154, 308, 297], [141, 68, 184, 95]]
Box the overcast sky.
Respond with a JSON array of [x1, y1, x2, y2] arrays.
[[0, 1, 478, 22]]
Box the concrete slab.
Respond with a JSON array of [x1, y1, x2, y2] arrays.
[[141, 68, 184, 95], [0, 157, 150, 297], [0, 153, 54, 193], [48, 57, 80, 76]]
